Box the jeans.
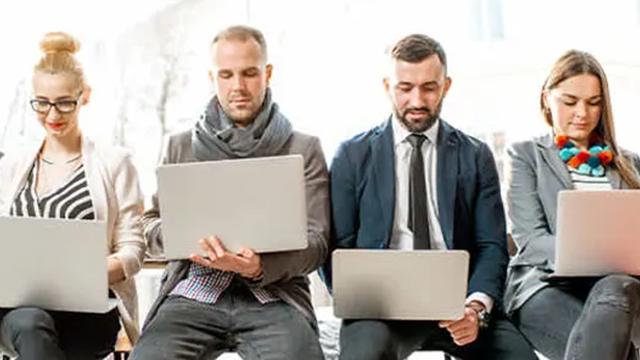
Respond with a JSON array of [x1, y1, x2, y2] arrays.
[[0, 306, 120, 360], [512, 274, 640, 360], [338, 311, 537, 360], [130, 282, 324, 360]]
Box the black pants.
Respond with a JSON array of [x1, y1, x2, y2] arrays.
[[0, 307, 120, 360], [339, 311, 537, 360]]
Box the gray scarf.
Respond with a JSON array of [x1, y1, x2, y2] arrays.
[[192, 89, 293, 161]]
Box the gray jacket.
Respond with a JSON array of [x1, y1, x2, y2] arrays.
[[504, 133, 640, 314], [141, 129, 330, 328]]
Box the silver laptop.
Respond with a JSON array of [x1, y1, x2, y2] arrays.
[[332, 250, 469, 320], [156, 154, 308, 259], [0, 216, 113, 313], [550, 190, 640, 278]]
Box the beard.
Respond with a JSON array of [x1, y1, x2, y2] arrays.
[[395, 97, 444, 133]]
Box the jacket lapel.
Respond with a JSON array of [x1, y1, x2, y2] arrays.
[[537, 134, 572, 189], [436, 121, 458, 248], [370, 119, 396, 245], [606, 168, 624, 189]]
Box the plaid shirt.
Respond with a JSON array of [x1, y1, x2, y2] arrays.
[[170, 262, 279, 304]]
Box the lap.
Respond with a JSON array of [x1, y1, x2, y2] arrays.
[[340, 314, 537, 360], [131, 296, 232, 360], [235, 301, 323, 360], [0, 307, 120, 359]]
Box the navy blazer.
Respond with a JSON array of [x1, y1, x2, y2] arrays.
[[321, 119, 509, 305]]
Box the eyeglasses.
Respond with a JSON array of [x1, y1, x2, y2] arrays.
[[29, 93, 83, 114]]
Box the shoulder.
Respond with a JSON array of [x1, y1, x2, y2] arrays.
[[506, 134, 550, 161], [85, 137, 136, 177], [620, 147, 640, 162], [290, 130, 320, 148], [0, 141, 41, 177], [166, 129, 192, 147], [333, 121, 388, 162], [440, 121, 493, 158]]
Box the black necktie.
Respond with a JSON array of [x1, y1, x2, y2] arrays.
[[407, 134, 430, 250]]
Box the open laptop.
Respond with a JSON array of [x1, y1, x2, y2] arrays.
[[0, 216, 114, 313], [544, 190, 640, 281], [332, 250, 469, 320], [156, 154, 308, 260]]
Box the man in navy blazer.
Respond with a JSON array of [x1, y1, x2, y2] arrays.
[[322, 34, 536, 360]]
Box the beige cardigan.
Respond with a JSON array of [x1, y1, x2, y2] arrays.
[[0, 135, 145, 345]]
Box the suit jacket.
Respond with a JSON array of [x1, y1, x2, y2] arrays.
[[0, 136, 146, 344], [140, 129, 330, 328], [321, 119, 509, 305], [504, 133, 640, 314]]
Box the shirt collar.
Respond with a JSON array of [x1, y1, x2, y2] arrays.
[[392, 116, 440, 148]]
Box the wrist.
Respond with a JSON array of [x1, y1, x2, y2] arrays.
[[244, 263, 263, 279], [466, 301, 490, 329]]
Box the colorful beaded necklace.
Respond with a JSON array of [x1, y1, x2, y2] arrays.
[[555, 134, 613, 177]]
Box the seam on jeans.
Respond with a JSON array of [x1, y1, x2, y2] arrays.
[[238, 340, 264, 360], [568, 329, 582, 360]]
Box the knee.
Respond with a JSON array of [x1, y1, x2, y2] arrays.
[[340, 321, 395, 360], [1, 308, 55, 341], [588, 274, 640, 310]]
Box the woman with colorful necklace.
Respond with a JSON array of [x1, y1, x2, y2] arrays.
[[0, 32, 145, 359], [503, 50, 640, 360]]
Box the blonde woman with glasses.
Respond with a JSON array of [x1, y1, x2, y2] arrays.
[[0, 32, 145, 360]]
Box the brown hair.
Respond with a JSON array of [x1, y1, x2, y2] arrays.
[[34, 32, 85, 90], [541, 50, 640, 188], [390, 34, 447, 72], [211, 25, 268, 62]]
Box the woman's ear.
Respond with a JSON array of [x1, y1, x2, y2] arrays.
[[81, 86, 92, 106]]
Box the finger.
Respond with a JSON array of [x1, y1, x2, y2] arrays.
[[443, 318, 467, 332], [210, 236, 228, 258], [199, 238, 218, 261], [450, 316, 478, 334], [237, 247, 255, 259], [438, 320, 453, 328], [190, 254, 212, 268], [451, 326, 474, 340], [453, 334, 477, 347]]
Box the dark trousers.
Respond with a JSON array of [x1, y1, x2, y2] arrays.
[[130, 283, 324, 360], [0, 307, 120, 360], [339, 311, 537, 360], [511, 274, 640, 360]]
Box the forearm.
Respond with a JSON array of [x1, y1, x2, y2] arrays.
[[108, 258, 126, 285]]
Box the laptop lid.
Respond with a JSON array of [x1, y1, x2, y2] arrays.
[[156, 154, 308, 260], [555, 190, 640, 276], [0, 217, 110, 313], [332, 249, 469, 320]]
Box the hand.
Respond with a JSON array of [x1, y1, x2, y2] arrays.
[[190, 235, 263, 279], [107, 258, 125, 285], [438, 306, 481, 346]]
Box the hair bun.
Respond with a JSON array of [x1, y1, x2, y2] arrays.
[[39, 32, 80, 54]]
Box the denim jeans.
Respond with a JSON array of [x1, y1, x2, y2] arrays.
[[0, 306, 120, 360], [512, 274, 640, 360], [130, 282, 324, 360]]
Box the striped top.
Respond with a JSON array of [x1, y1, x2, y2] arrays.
[[170, 262, 279, 304], [10, 160, 95, 220], [569, 166, 612, 191]]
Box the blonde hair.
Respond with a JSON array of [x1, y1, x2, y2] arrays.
[[34, 32, 85, 90], [540, 50, 640, 189]]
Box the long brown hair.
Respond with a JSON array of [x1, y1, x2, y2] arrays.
[[540, 50, 640, 189]]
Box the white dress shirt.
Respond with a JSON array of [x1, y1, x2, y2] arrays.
[[390, 118, 494, 313]]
